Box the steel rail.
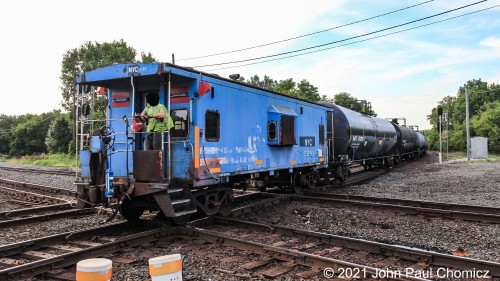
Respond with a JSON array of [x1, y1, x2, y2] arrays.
[[0, 166, 78, 177], [291, 195, 500, 224], [199, 216, 500, 277], [0, 208, 95, 229], [0, 178, 77, 197], [0, 220, 165, 280], [0, 186, 70, 204], [180, 225, 428, 281], [0, 203, 73, 219], [305, 192, 500, 215]]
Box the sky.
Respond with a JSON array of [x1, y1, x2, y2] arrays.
[[1, 0, 499, 129]]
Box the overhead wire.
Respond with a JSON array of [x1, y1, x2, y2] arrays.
[[205, 4, 500, 72], [192, 0, 488, 68], [178, 0, 436, 61]]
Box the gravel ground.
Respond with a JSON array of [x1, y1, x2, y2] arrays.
[[331, 153, 500, 207], [0, 193, 32, 211], [2, 157, 499, 280], [0, 213, 112, 246], [240, 200, 499, 262], [0, 163, 77, 191]]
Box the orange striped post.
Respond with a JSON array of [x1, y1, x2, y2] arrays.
[[76, 258, 112, 281], [149, 254, 183, 280]]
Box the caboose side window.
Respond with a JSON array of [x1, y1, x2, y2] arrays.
[[170, 109, 189, 139], [205, 110, 220, 142], [268, 121, 277, 141]]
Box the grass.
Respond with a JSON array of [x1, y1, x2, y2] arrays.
[[442, 151, 499, 163], [1, 153, 77, 167]]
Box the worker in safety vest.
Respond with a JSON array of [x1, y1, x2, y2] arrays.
[[140, 92, 174, 150]]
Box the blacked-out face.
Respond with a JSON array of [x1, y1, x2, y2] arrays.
[[146, 92, 160, 106]]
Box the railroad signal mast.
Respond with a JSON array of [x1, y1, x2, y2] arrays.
[[437, 107, 443, 164]]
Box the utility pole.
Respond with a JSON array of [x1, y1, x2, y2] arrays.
[[438, 107, 443, 163], [465, 86, 471, 161]]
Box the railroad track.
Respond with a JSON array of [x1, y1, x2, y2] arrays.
[[226, 191, 500, 224], [0, 166, 78, 177], [0, 178, 76, 198], [0, 220, 166, 280], [0, 186, 70, 205], [0, 204, 95, 229], [3, 212, 498, 280], [188, 217, 500, 280], [185, 216, 500, 279], [294, 194, 500, 224]]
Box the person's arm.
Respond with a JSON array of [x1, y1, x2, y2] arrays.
[[140, 108, 148, 120]]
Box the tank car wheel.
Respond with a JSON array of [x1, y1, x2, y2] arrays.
[[170, 214, 191, 225], [119, 200, 144, 222]]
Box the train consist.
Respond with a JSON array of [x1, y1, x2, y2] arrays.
[[74, 63, 427, 224]]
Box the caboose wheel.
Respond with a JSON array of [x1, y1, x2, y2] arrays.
[[119, 200, 144, 221], [292, 172, 304, 194]]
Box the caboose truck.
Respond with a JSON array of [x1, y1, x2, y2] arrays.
[[74, 63, 330, 224]]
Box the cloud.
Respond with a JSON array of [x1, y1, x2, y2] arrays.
[[480, 37, 500, 49]]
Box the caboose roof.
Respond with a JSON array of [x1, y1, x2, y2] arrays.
[[77, 63, 331, 108]]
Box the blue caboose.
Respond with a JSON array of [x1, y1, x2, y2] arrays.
[[75, 63, 329, 224]]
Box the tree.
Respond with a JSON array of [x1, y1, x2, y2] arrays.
[[60, 40, 138, 112], [297, 79, 321, 102], [45, 116, 72, 154], [333, 92, 358, 109], [427, 79, 500, 152], [9, 111, 61, 156], [141, 52, 157, 63], [471, 101, 500, 153], [60, 40, 157, 151], [275, 78, 298, 97], [244, 75, 321, 102], [0, 114, 23, 154]]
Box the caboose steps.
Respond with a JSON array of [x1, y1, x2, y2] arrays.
[[167, 188, 184, 195], [174, 209, 198, 216], [171, 198, 192, 205]]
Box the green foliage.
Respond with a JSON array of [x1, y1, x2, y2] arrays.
[[141, 52, 157, 63], [471, 101, 500, 153], [244, 75, 321, 101], [325, 92, 377, 116], [45, 116, 72, 154], [60, 40, 138, 112], [421, 129, 439, 150], [5, 153, 75, 167], [296, 79, 320, 102], [246, 75, 277, 90], [427, 79, 500, 152], [9, 111, 62, 156], [0, 114, 25, 154], [332, 92, 358, 109]]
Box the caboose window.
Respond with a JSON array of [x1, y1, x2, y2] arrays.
[[170, 109, 189, 139], [268, 121, 277, 141], [205, 110, 220, 142]]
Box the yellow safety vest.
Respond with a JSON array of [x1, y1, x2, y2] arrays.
[[146, 104, 174, 132]]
